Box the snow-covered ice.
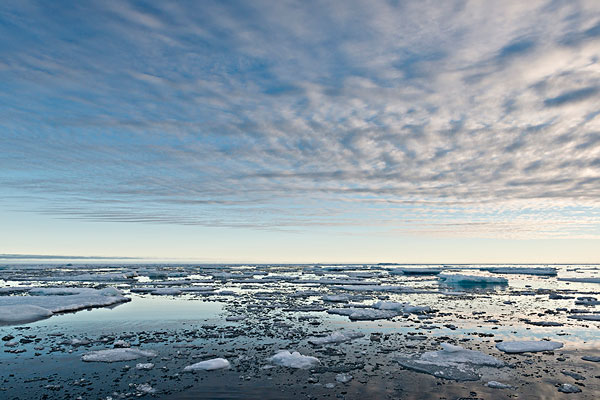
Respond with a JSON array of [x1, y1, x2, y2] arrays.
[[0, 304, 53, 324], [484, 267, 557, 276]]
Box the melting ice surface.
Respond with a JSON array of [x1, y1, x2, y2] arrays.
[[1, 263, 600, 398]]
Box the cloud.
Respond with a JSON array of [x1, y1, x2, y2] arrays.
[[1, 0, 600, 238]]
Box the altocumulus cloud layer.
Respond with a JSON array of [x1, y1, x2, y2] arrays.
[[1, 0, 600, 238]]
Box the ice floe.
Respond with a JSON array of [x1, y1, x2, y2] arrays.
[[327, 307, 398, 320], [372, 301, 430, 314], [483, 267, 557, 276], [269, 351, 320, 368], [495, 340, 563, 353], [486, 381, 513, 389], [183, 358, 231, 371], [389, 267, 442, 275], [558, 277, 600, 284], [82, 348, 157, 362], [394, 343, 504, 381], [0, 287, 129, 325]]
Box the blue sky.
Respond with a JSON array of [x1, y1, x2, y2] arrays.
[[1, 0, 600, 263]]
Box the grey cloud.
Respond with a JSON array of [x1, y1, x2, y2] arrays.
[[544, 86, 600, 107]]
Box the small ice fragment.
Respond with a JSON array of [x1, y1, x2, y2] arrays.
[[225, 315, 246, 321], [495, 340, 563, 353], [324, 383, 335, 389], [269, 351, 320, 369], [113, 340, 130, 348], [486, 381, 512, 389], [135, 383, 156, 394], [322, 295, 349, 303], [439, 274, 508, 285], [335, 373, 353, 383], [136, 363, 154, 370], [183, 358, 230, 371], [308, 331, 364, 345], [558, 383, 582, 393], [582, 355, 600, 362]]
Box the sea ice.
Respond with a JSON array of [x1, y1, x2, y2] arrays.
[[439, 274, 508, 285], [335, 373, 353, 383], [495, 340, 563, 353], [269, 351, 320, 369], [0, 287, 129, 325], [372, 301, 430, 314], [183, 358, 230, 371], [81, 348, 157, 362], [486, 381, 513, 389], [558, 277, 600, 284], [322, 294, 349, 302], [327, 307, 398, 320], [0, 305, 53, 324], [135, 363, 154, 370], [394, 343, 504, 381], [389, 267, 442, 275], [308, 331, 364, 345], [558, 383, 582, 393], [483, 267, 557, 276]]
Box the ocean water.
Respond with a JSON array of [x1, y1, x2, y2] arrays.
[[1, 263, 599, 399]]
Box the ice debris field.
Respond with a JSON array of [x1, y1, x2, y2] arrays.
[[1, 263, 600, 399]]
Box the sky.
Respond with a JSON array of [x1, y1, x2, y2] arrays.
[[1, 0, 600, 263]]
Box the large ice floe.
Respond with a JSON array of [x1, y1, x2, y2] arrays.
[[439, 274, 508, 286], [82, 348, 157, 362], [0, 287, 129, 325], [183, 358, 231, 371], [269, 351, 320, 368], [495, 340, 563, 353], [394, 343, 504, 381]]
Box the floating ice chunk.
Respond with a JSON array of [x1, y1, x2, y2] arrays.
[[495, 340, 563, 353], [558, 383, 582, 393], [372, 301, 430, 314], [558, 277, 600, 284], [135, 383, 156, 394], [486, 381, 513, 389], [568, 314, 600, 321], [113, 340, 130, 348], [582, 355, 600, 362], [335, 373, 353, 383], [43, 272, 137, 282], [484, 267, 557, 276], [0, 305, 53, 325], [322, 295, 349, 302], [327, 308, 397, 320], [136, 363, 154, 370], [308, 331, 364, 345], [394, 343, 504, 381], [420, 343, 504, 367], [269, 351, 320, 369], [184, 358, 230, 371], [389, 268, 442, 275], [439, 274, 508, 285], [82, 348, 157, 362], [334, 285, 409, 292], [150, 288, 182, 296], [225, 315, 246, 321]]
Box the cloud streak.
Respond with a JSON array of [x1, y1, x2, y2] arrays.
[[1, 0, 600, 238]]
